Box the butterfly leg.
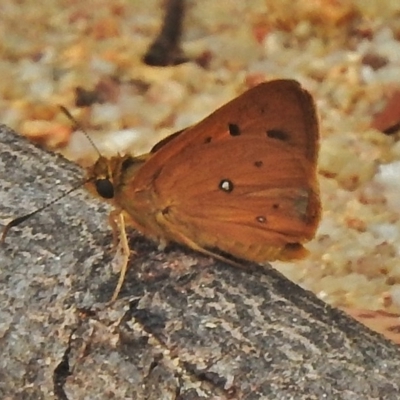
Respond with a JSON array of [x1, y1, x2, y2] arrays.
[[108, 209, 122, 251], [108, 210, 131, 302]]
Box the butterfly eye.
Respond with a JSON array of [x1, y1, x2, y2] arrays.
[[95, 179, 115, 199]]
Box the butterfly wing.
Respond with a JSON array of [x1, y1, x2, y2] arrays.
[[124, 79, 320, 262], [131, 79, 318, 182], [154, 136, 319, 262]]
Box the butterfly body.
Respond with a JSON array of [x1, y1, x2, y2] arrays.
[[88, 79, 320, 264]]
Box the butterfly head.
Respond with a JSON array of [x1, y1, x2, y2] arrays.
[[86, 156, 115, 200], [87, 154, 148, 202]]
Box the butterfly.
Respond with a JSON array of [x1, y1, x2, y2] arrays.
[[1, 79, 320, 301], [86, 79, 320, 298]]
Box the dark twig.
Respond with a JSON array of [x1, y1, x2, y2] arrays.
[[143, 0, 188, 66]]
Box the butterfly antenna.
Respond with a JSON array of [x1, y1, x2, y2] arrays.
[[1, 179, 91, 243], [1, 107, 102, 243], [59, 105, 102, 158]]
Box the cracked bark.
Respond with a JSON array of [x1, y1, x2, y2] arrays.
[[1, 124, 400, 399]]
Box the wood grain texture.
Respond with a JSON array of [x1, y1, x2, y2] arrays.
[[1, 124, 400, 399]]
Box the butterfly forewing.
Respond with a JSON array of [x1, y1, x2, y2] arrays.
[[151, 80, 317, 161]]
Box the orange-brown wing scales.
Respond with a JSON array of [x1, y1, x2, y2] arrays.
[[169, 189, 318, 237], [183, 80, 318, 163], [152, 184, 318, 262], [131, 137, 319, 262], [153, 137, 316, 188], [154, 137, 317, 215], [122, 79, 319, 263], [155, 207, 310, 262], [131, 80, 318, 186]]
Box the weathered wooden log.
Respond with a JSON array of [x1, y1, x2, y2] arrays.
[[1, 125, 400, 399]]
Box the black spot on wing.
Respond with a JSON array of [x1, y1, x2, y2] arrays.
[[228, 123, 241, 136], [266, 129, 289, 141]]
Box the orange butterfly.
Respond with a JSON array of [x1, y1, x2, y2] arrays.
[[1, 79, 320, 301], [87, 79, 320, 298]]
